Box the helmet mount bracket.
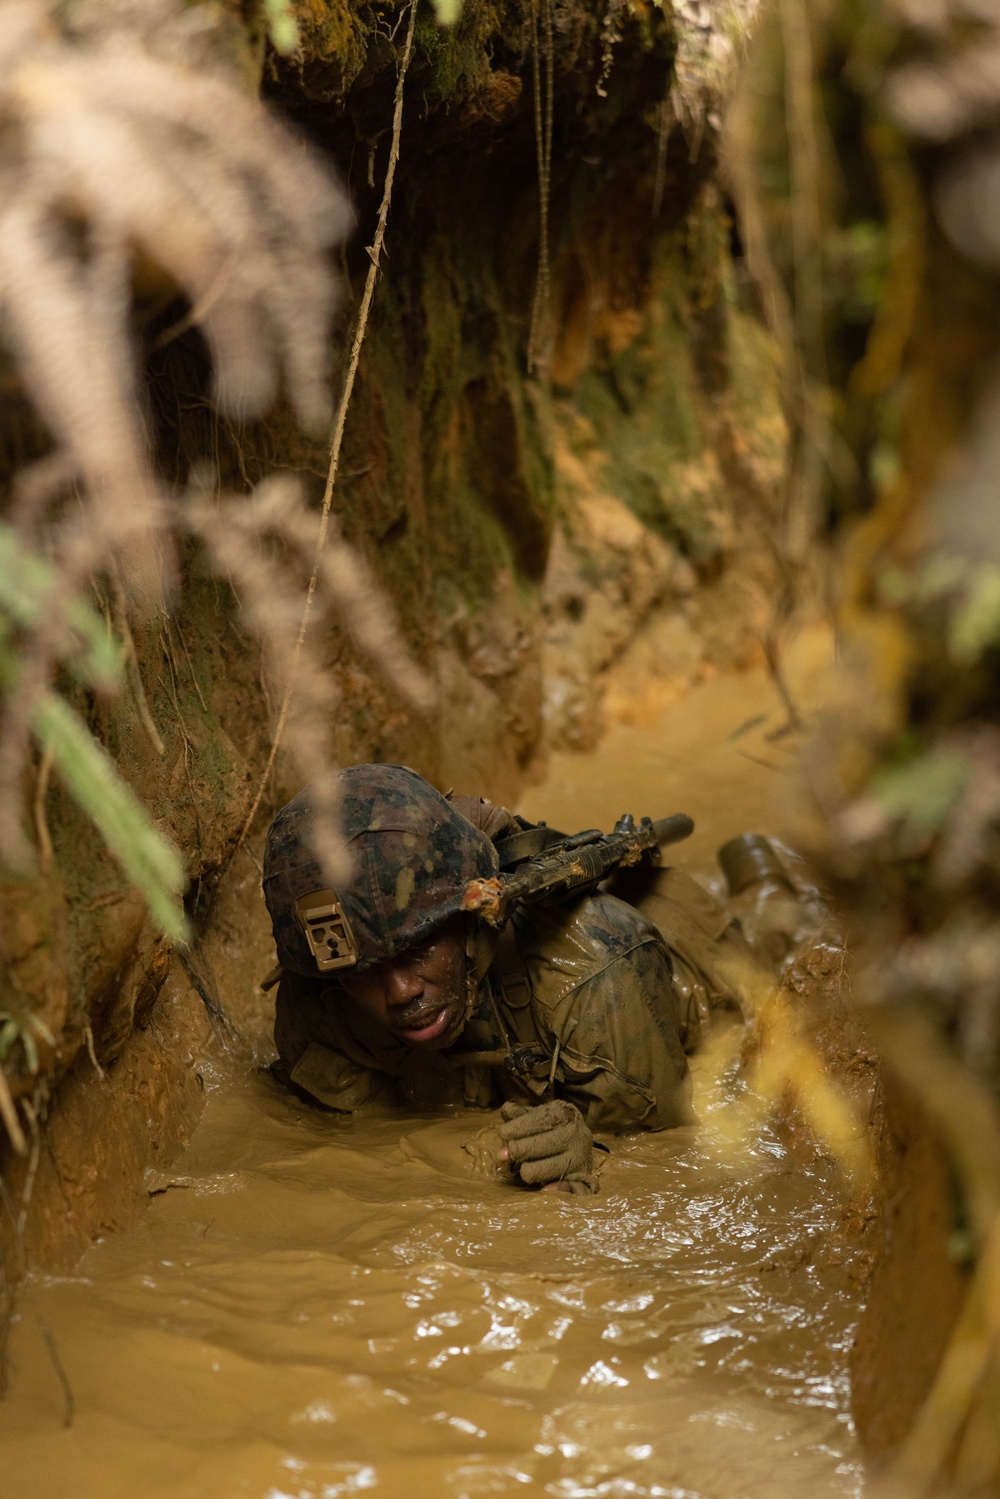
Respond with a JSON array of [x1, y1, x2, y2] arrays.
[[295, 889, 359, 972]]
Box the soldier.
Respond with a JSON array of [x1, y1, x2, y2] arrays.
[[263, 763, 796, 1194]]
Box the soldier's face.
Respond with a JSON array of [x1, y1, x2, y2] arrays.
[[338, 916, 469, 1048]]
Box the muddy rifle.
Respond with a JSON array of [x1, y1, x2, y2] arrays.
[[459, 811, 694, 928]]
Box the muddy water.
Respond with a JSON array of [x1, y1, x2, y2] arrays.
[[1, 630, 866, 1499]]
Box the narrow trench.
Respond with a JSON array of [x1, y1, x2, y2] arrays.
[[0, 631, 869, 1498]]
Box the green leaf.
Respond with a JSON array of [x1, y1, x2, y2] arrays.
[[430, 0, 463, 23], [949, 563, 1000, 664], [21, 1027, 37, 1076], [872, 748, 969, 836], [32, 691, 189, 942], [263, 0, 300, 54], [0, 524, 59, 629], [64, 597, 121, 689], [0, 524, 121, 689]]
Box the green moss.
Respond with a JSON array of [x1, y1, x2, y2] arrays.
[[286, 0, 525, 110], [284, 0, 676, 118], [572, 236, 722, 559], [411, 0, 514, 109], [292, 0, 372, 93]]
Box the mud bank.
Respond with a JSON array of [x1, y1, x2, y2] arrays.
[[850, 1076, 968, 1460]]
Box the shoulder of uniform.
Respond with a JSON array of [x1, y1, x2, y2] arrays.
[[529, 890, 664, 948], [446, 793, 521, 842], [506, 894, 668, 1008]]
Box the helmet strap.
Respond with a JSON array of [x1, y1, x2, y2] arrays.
[[464, 919, 500, 1020]]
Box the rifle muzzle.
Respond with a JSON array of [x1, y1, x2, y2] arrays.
[[652, 813, 695, 847]]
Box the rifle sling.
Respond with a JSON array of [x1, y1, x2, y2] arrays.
[[450, 920, 550, 1077]]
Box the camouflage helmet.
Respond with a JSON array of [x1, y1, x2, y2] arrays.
[[262, 763, 499, 977]]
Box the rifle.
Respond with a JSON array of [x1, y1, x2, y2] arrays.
[[459, 811, 694, 928]]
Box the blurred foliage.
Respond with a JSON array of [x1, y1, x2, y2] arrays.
[[31, 693, 188, 943], [0, 528, 119, 692], [0, 524, 188, 942], [871, 744, 969, 837], [728, 0, 1000, 1483], [264, 0, 301, 53]]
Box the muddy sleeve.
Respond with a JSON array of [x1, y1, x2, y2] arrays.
[[547, 942, 695, 1134], [447, 794, 521, 843], [273, 969, 324, 1074], [273, 971, 387, 1111]]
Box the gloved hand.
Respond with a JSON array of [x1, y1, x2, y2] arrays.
[[498, 1099, 599, 1195]]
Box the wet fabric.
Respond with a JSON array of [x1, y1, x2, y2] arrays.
[[274, 889, 692, 1130], [620, 864, 751, 1051]]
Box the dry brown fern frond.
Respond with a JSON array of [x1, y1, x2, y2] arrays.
[[185, 476, 434, 883], [0, 0, 356, 898], [0, 0, 350, 599], [0, 0, 433, 952]]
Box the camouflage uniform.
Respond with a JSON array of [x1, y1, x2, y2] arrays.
[[267, 766, 751, 1134]]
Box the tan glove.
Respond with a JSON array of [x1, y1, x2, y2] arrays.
[[498, 1099, 599, 1195]]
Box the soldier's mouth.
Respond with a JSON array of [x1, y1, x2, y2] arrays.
[[394, 1005, 455, 1043]]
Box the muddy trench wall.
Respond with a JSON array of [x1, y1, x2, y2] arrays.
[[0, 0, 787, 1274]]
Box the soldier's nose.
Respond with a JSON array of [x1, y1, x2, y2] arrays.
[[385, 963, 424, 1007]]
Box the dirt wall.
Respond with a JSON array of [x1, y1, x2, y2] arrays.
[[850, 1074, 970, 1459]]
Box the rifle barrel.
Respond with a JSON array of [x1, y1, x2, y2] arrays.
[[651, 813, 695, 847]]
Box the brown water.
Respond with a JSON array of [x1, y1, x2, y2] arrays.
[[0, 631, 867, 1499]]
